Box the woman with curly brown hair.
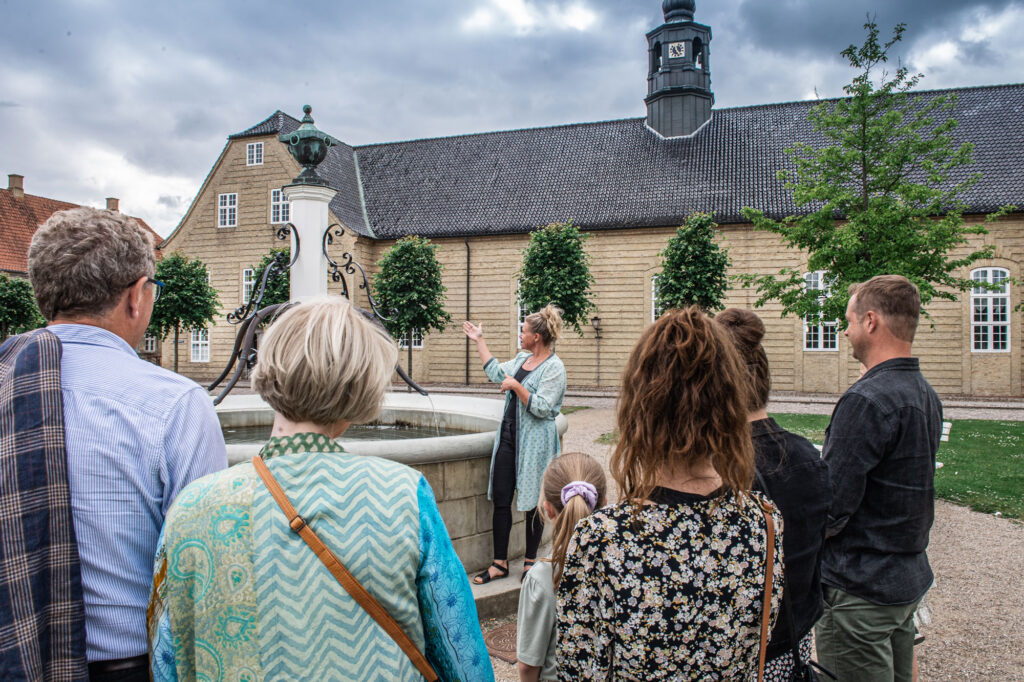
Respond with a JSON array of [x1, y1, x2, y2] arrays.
[[556, 307, 784, 681]]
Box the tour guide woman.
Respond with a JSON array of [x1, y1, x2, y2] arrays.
[[148, 296, 493, 682], [463, 304, 566, 584]]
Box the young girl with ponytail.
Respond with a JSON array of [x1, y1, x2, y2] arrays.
[[516, 452, 606, 682]]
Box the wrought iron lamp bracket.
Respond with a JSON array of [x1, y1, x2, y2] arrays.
[[227, 223, 298, 324], [322, 223, 395, 322]]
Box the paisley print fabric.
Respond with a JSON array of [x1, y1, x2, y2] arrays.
[[483, 353, 565, 511], [149, 432, 493, 682], [556, 487, 784, 681]]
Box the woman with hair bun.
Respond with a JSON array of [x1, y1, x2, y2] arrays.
[[557, 306, 783, 681], [716, 307, 832, 681], [463, 304, 567, 585], [517, 452, 607, 682]]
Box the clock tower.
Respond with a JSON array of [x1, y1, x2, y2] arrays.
[[645, 0, 714, 138]]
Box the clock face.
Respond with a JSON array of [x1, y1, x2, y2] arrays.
[[668, 41, 686, 59]]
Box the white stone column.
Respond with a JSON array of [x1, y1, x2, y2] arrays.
[[282, 184, 337, 301]]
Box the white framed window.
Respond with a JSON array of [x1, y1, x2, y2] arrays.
[[142, 335, 158, 353], [218, 193, 237, 228], [516, 281, 530, 349], [190, 328, 210, 363], [804, 270, 837, 351], [651, 274, 664, 322], [398, 328, 424, 349], [242, 268, 256, 303], [270, 189, 290, 224], [246, 142, 263, 166], [971, 267, 1010, 352]]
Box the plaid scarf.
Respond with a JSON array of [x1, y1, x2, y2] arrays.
[[0, 329, 87, 681]]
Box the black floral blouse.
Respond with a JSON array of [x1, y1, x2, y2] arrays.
[[556, 487, 784, 681]]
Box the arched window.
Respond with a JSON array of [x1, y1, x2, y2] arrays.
[[971, 267, 1010, 351], [693, 37, 704, 69], [651, 41, 662, 72], [803, 271, 837, 351]]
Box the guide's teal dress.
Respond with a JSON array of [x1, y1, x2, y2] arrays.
[[148, 433, 493, 682], [483, 352, 566, 511]]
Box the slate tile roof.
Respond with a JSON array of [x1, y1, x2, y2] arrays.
[[353, 83, 1024, 239], [232, 83, 1024, 241], [0, 188, 162, 274]]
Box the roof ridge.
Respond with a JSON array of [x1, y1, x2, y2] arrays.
[[716, 81, 1024, 112], [354, 116, 644, 149], [0, 189, 80, 207], [353, 81, 1024, 149], [228, 109, 302, 139]]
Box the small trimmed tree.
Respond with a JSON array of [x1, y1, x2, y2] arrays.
[[372, 236, 451, 380], [147, 253, 220, 372], [0, 273, 44, 340], [655, 213, 731, 314], [247, 247, 290, 309], [738, 20, 1013, 325], [518, 221, 595, 335]]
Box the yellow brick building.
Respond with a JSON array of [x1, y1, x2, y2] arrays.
[[159, 7, 1023, 397]]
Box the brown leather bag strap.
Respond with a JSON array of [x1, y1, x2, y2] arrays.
[[252, 456, 439, 682], [757, 501, 776, 682]]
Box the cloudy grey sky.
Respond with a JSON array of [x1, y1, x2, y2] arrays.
[[2, 0, 1022, 235]]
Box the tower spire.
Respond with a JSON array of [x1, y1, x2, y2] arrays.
[[662, 0, 695, 22], [645, 0, 713, 137]]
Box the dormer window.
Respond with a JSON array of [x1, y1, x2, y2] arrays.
[[246, 142, 264, 166]]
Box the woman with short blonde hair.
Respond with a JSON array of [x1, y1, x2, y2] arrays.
[[150, 296, 494, 682]]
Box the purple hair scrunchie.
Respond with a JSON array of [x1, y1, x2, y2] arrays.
[[560, 480, 598, 511]]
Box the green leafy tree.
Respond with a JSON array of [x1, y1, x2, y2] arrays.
[[0, 273, 44, 340], [147, 252, 220, 372], [655, 213, 731, 314], [518, 221, 595, 335], [247, 247, 290, 309], [738, 20, 1014, 324], [372, 236, 451, 380]]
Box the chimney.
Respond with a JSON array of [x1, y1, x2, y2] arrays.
[[8, 174, 24, 199], [106, 197, 119, 212]]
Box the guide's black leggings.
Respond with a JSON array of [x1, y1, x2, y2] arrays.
[[491, 418, 544, 561]]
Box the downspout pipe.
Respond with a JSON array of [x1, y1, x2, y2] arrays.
[[465, 237, 471, 385]]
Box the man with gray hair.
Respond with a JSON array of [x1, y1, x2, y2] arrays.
[[815, 275, 942, 682], [22, 208, 226, 680]]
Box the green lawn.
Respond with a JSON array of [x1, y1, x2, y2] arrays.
[[597, 414, 1024, 520], [560, 405, 591, 415]]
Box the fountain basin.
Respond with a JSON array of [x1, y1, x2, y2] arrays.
[[215, 392, 567, 572]]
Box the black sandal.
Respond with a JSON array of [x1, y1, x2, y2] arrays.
[[521, 558, 536, 582], [474, 562, 509, 585]]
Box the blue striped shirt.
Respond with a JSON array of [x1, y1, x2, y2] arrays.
[[48, 324, 227, 662]]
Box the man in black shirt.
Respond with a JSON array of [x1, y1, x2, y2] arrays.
[[816, 275, 942, 682]]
